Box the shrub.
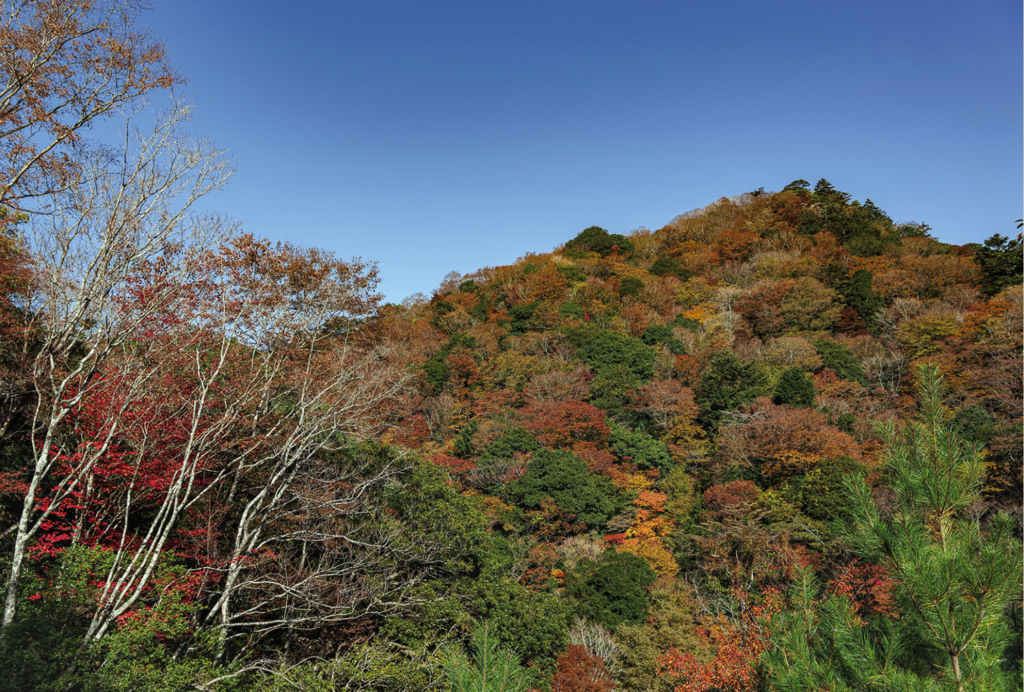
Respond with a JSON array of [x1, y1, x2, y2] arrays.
[[503, 450, 616, 529], [565, 550, 657, 629]]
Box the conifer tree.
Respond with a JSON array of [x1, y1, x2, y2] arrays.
[[444, 623, 534, 692], [764, 364, 1023, 692], [773, 367, 816, 408]]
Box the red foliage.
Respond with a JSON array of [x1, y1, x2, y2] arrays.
[[431, 454, 475, 475], [733, 281, 794, 340], [710, 229, 760, 264], [551, 645, 614, 692], [661, 587, 782, 692], [828, 559, 900, 619], [471, 389, 521, 417], [520, 399, 609, 451], [701, 480, 761, 520]]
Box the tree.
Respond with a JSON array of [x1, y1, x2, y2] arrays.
[[503, 449, 615, 530], [839, 269, 883, 334], [811, 339, 867, 385], [0, 0, 179, 209], [973, 233, 1023, 296], [715, 401, 860, 482], [565, 226, 634, 257], [564, 325, 656, 382], [443, 622, 535, 692], [648, 256, 693, 282], [566, 550, 656, 630], [551, 644, 614, 692], [780, 277, 841, 332], [696, 351, 769, 428], [1, 101, 234, 630], [764, 364, 1023, 691], [773, 367, 815, 408], [609, 422, 674, 474]]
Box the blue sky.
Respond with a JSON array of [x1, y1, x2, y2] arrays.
[[144, 1, 1022, 303]]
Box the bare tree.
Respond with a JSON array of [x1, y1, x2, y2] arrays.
[[1, 100, 232, 629]]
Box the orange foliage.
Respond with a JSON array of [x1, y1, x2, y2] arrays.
[[673, 354, 704, 387], [716, 401, 861, 480], [661, 588, 783, 692], [524, 264, 570, 303], [471, 389, 521, 417], [711, 229, 760, 264], [828, 559, 900, 620], [520, 399, 610, 451], [551, 645, 614, 692], [447, 353, 480, 397], [621, 498, 678, 576]]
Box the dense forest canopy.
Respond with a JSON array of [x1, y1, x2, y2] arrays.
[[0, 2, 1020, 691]]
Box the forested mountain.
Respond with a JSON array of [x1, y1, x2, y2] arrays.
[[0, 3, 1021, 691]]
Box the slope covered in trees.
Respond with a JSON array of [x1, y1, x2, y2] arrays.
[[0, 3, 1020, 690]]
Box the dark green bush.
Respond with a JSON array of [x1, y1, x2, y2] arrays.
[[648, 256, 693, 282], [564, 325, 656, 382], [565, 550, 657, 629], [811, 339, 867, 385], [774, 367, 816, 408], [502, 449, 616, 529]]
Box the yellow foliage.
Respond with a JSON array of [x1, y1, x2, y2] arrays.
[[478, 349, 538, 391], [675, 278, 717, 308], [621, 537, 679, 577], [681, 303, 717, 323], [896, 314, 959, 361], [613, 472, 654, 494]]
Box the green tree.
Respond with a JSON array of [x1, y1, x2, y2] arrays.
[[619, 276, 644, 298], [503, 450, 616, 529], [764, 364, 1023, 691], [696, 350, 769, 427], [566, 550, 657, 630], [565, 226, 634, 257], [811, 339, 867, 385], [648, 256, 693, 282], [480, 427, 541, 462], [443, 622, 535, 692], [609, 421, 674, 474], [840, 269, 884, 334], [564, 326, 656, 382], [973, 233, 1023, 296], [641, 325, 686, 355], [773, 367, 816, 408]]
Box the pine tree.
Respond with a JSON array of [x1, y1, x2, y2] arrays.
[[773, 367, 816, 408], [764, 364, 1023, 692], [443, 623, 535, 692]]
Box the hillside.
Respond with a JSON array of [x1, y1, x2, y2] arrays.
[[1, 179, 1021, 691], [341, 177, 1023, 689]]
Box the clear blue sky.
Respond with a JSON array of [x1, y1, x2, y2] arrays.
[[144, 0, 1022, 303]]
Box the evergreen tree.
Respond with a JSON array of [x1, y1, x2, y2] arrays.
[[503, 450, 616, 529], [565, 551, 657, 630], [840, 269, 884, 334], [773, 367, 816, 408], [973, 233, 1023, 296], [696, 350, 770, 427], [648, 256, 693, 282], [443, 623, 534, 692], [764, 364, 1023, 692], [811, 339, 867, 385]]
